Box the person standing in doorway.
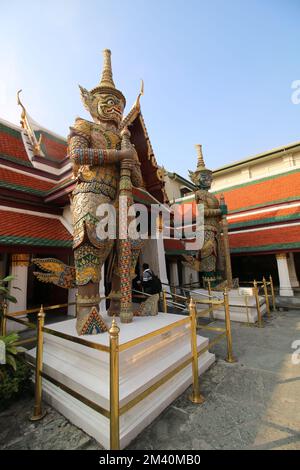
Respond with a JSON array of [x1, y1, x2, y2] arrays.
[[142, 263, 153, 294]]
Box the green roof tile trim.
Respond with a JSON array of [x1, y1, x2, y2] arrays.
[[44, 178, 72, 195], [0, 235, 72, 248], [34, 130, 67, 146], [0, 153, 33, 167], [0, 122, 23, 140], [212, 168, 300, 195], [231, 242, 300, 254], [229, 212, 300, 229], [0, 181, 46, 196]]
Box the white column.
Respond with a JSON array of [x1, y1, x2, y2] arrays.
[[276, 253, 294, 296], [156, 236, 169, 291], [7, 254, 30, 332], [169, 262, 179, 287], [141, 238, 170, 292], [182, 265, 193, 286], [287, 252, 299, 288], [67, 288, 77, 317]]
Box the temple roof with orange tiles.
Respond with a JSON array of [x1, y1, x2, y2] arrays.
[[0, 94, 167, 253]]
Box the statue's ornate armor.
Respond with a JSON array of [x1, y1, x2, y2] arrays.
[[70, 118, 120, 287], [195, 188, 224, 280], [33, 49, 156, 333], [185, 144, 226, 286]]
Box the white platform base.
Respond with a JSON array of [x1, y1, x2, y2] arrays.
[[192, 288, 267, 324], [26, 312, 215, 449]]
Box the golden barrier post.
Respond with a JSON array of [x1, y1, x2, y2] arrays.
[[171, 285, 176, 303], [188, 297, 205, 404], [162, 289, 167, 313], [207, 280, 213, 320], [223, 288, 237, 363], [1, 301, 8, 336], [109, 318, 120, 450], [253, 280, 263, 328], [262, 276, 270, 317], [30, 305, 46, 421], [244, 294, 250, 326], [269, 275, 276, 311]]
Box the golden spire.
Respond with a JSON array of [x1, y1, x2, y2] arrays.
[[89, 49, 126, 104], [195, 144, 206, 170], [99, 49, 115, 88], [188, 144, 211, 184]]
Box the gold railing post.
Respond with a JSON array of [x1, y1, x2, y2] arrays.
[[207, 280, 213, 320], [188, 297, 205, 404], [245, 294, 250, 326], [269, 275, 276, 311], [253, 280, 263, 328], [109, 318, 120, 450], [262, 276, 270, 317], [171, 285, 176, 303], [162, 289, 167, 313], [75, 292, 78, 318], [30, 305, 46, 421], [1, 301, 8, 336], [223, 288, 237, 363]]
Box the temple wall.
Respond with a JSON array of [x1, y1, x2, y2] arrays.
[[212, 147, 300, 192]]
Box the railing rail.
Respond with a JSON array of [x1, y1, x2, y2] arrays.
[[166, 273, 277, 327], [3, 294, 234, 450]]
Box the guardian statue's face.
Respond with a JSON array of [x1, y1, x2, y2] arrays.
[[198, 171, 213, 190], [96, 93, 124, 126]]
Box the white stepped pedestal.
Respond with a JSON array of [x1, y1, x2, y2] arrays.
[[26, 312, 215, 449], [192, 288, 267, 324]]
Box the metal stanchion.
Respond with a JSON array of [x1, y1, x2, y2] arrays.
[[262, 276, 270, 317], [162, 289, 167, 313], [245, 294, 250, 326], [188, 297, 205, 404], [109, 318, 120, 450], [30, 305, 46, 421], [75, 292, 78, 318], [1, 301, 7, 336], [253, 280, 263, 328], [223, 288, 237, 363], [207, 280, 213, 320], [171, 285, 176, 303], [269, 275, 277, 311]]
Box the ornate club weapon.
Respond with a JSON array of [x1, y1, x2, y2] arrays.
[[119, 127, 134, 323]]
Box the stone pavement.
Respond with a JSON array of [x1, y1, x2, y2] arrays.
[[1, 309, 300, 450]]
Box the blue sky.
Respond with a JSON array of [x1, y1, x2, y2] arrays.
[[1, 0, 300, 176]]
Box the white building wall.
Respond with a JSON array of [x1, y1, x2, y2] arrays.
[[212, 148, 300, 192]]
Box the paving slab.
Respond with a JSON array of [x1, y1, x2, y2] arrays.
[[1, 309, 300, 450]]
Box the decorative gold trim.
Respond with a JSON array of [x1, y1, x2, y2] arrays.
[[276, 253, 287, 260], [12, 254, 30, 267], [119, 317, 189, 352], [42, 327, 110, 353], [5, 314, 36, 329], [41, 370, 110, 418], [17, 90, 43, 155], [30, 305, 46, 421], [120, 355, 192, 415], [109, 318, 120, 449]]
